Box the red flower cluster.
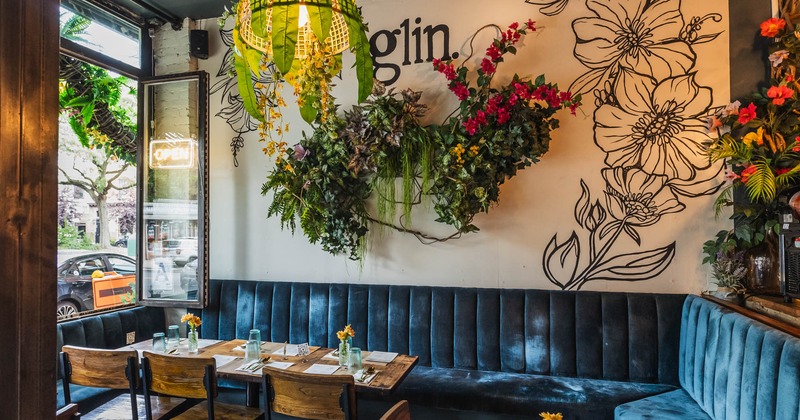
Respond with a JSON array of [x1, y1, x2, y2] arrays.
[[740, 165, 758, 184], [432, 58, 457, 81], [434, 19, 580, 137], [461, 82, 573, 135]]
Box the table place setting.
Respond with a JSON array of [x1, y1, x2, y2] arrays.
[[353, 366, 379, 384], [235, 357, 272, 373]]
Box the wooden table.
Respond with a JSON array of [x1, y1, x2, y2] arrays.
[[121, 339, 418, 406]]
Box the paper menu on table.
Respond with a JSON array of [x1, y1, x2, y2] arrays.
[[303, 364, 341, 375], [364, 351, 398, 364], [265, 361, 294, 370], [212, 355, 237, 368], [272, 343, 302, 356]]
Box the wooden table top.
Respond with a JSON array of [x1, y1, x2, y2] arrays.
[[122, 339, 418, 396]]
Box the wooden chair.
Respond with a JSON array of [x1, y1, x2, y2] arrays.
[[379, 400, 410, 420], [56, 403, 79, 420], [141, 351, 263, 420], [60, 345, 139, 418], [262, 365, 357, 420]]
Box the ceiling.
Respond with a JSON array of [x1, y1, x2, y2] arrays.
[[109, 0, 229, 25]]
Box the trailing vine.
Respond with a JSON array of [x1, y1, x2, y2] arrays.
[[259, 20, 580, 259]]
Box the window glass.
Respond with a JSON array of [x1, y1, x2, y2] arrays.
[[76, 257, 105, 277], [108, 256, 136, 275], [59, 6, 140, 68]]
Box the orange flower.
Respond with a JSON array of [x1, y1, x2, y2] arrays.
[[767, 85, 794, 105], [181, 313, 202, 329], [761, 17, 786, 37]]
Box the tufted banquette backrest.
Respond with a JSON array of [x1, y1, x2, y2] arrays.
[[680, 295, 800, 420], [200, 280, 687, 385], [57, 305, 165, 351]]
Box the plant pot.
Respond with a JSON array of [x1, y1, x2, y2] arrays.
[[712, 287, 740, 301], [745, 232, 782, 295]]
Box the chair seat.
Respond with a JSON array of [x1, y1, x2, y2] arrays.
[[379, 366, 677, 417], [80, 394, 185, 420], [173, 400, 263, 419], [614, 389, 712, 420]]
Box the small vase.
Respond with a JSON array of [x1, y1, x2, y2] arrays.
[[338, 338, 351, 366], [746, 232, 782, 295], [188, 330, 198, 354]]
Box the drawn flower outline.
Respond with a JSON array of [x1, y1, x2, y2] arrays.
[[602, 167, 685, 227], [594, 68, 713, 181], [570, 0, 695, 94]]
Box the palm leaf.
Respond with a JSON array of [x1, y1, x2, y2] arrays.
[[234, 53, 266, 122], [713, 184, 733, 219], [708, 133, 751, 162], [746, 157, 777, 202]]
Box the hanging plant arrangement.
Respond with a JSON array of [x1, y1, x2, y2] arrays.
[[226, 15, 581, 260]]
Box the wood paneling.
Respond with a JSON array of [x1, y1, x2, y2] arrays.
[[0, 0, 59, 417]]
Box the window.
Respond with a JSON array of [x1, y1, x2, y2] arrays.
[[57, 1, 146, 321]]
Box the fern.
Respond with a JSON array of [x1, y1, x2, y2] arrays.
[[713, 184, 734, 219]]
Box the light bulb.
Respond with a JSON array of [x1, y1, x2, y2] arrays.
[[298, 4, 310, 28]]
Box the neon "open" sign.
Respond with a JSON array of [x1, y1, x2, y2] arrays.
[[149, 139, 196, 169]]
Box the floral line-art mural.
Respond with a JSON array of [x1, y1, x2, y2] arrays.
[[210, 29, 276, 167], [537, 0, 725, 290]]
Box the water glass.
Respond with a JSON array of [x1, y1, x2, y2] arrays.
[[348, 347, 362, 373], [167, 325, 180, 351], [152, 332, 166, 353], [245, 329, 261, 362]]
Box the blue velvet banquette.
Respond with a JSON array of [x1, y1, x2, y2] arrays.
[[56, 279, 800, 419]]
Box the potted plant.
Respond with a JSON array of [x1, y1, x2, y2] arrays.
[[703, 230, 748, 300]]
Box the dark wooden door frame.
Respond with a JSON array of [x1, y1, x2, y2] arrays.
[[0, 0, 59, 418]]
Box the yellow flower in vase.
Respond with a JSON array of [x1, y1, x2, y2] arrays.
[[181, 313, 202, 353], [539, 413, 563, 420], [336, 324, 355, 366]]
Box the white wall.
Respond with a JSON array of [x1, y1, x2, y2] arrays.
[[198, 0, 731, 292]]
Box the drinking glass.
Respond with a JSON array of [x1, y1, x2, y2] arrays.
[[348, 347, 362, 374], [167, 325, 180, 351], [245, 329, 261, 362], [152, 332, 166, 353]]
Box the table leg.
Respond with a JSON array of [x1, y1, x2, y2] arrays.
[[246, 382, 260, 408]]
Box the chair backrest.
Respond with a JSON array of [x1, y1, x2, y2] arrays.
[[263, 365, 357, 420], [61, 345, 139, 389], [380, 400, 410, 420], [141, 351, 217, 400], [60, 345, 139, 417], [56, 403, 79, 420]]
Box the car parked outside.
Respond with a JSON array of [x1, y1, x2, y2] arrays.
[[163, 237, 197, 267], [57, 253, 136, 318]]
